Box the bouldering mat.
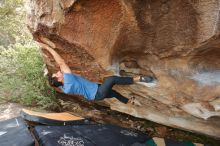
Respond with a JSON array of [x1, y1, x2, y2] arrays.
[[21, 109, 86, 125], [33, 124, 150, 146], [0, 117, 35, 146]]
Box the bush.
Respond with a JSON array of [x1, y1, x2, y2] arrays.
[[0, 44, 58, 109], [0, 0, 58, 110], [0, 0, 28, 46]]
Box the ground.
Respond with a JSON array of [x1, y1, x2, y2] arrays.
[[0, 101, 219, 146]]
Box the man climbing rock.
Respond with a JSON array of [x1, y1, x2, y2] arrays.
[[38, 38, 155, 104]]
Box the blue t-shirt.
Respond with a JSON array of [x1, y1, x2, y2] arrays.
[[61, 73, 98, 100]]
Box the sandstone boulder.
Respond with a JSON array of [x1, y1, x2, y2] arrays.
[[25, 0, 220, 138]]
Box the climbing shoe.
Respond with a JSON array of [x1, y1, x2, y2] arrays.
[[140, 76, 156, 83]]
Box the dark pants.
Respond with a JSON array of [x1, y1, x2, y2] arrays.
[[95, 76, 134, 104]]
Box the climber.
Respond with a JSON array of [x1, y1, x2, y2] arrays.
[[38, 40, 155, 104]]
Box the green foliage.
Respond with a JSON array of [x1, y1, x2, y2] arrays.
[[0, 1, 58, 109], [0, 44, 58, 109], [0, 0, 30, 46]]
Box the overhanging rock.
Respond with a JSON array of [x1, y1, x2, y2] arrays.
[[25, 0, 220, 138]]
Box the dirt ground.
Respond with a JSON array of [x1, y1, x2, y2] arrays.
[[0, 102, 24, 121]]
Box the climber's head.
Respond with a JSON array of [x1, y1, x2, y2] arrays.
[[49, 71, 64, 87]]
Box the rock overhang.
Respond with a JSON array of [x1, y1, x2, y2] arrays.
[[25, 0, 220, 138]]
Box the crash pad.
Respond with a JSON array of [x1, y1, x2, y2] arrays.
[[21, 109, 85, 125], [33, 124, 150, 146], [0, 117, 34, 146]]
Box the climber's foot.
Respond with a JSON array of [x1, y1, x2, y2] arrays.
[[139, 76, 156, 83], [136, 76, 158, 87]]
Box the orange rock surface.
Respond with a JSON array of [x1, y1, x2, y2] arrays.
[[26, 0, 220, 137]]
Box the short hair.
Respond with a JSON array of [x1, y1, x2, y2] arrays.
[[48, 76, 63, 87]]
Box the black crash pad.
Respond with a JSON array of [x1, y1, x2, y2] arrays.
[[0, 117, 35, 146], [34, 124, 150, 146]]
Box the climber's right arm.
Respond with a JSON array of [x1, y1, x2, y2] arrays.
[[38, 42, 72, 73]]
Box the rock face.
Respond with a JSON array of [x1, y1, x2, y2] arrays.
[[26, 0, 220, 137]]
